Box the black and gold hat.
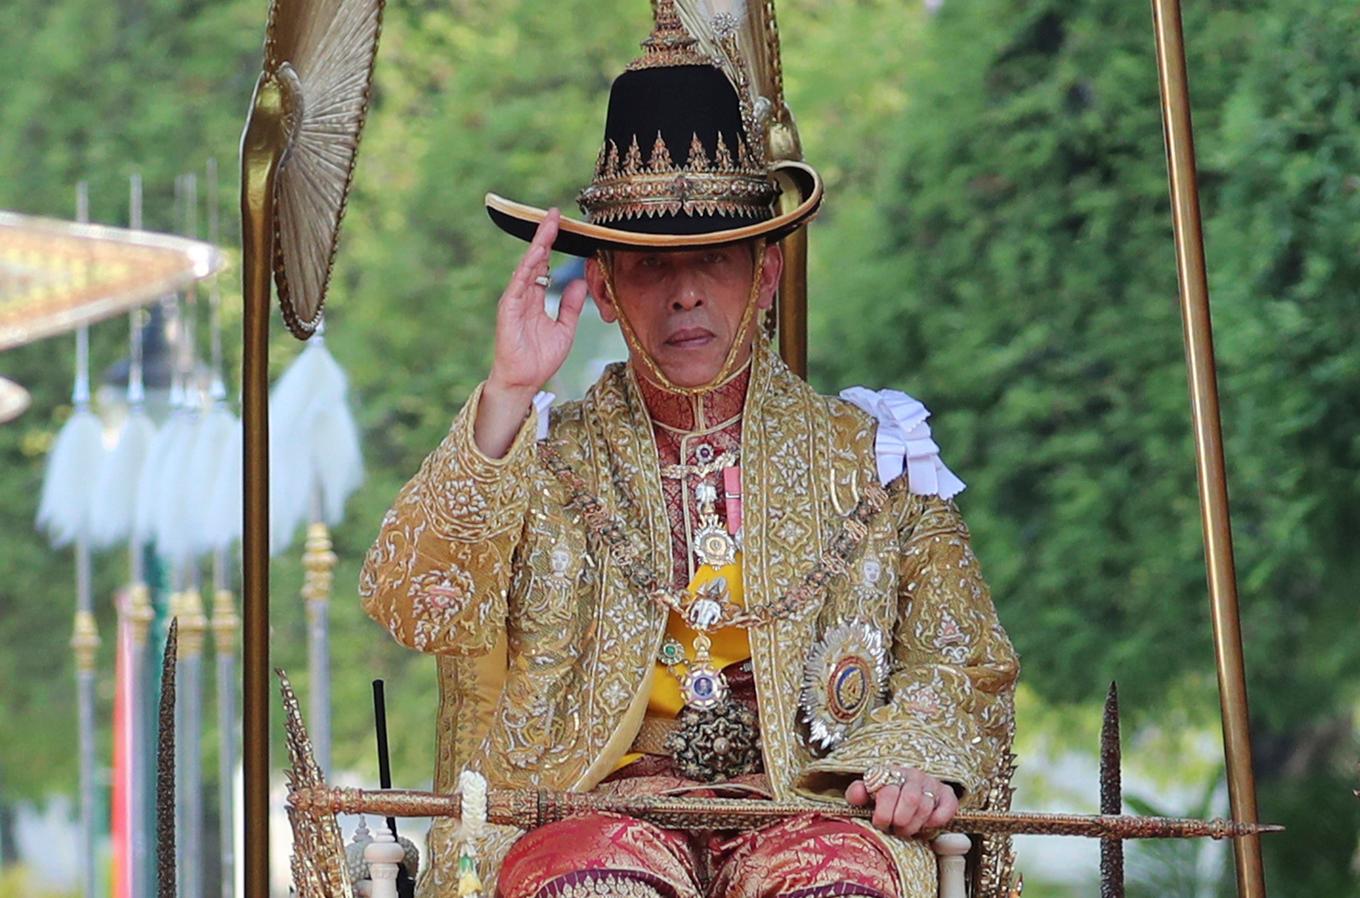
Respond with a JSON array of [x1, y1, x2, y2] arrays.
[[486, 2, 822, 258]]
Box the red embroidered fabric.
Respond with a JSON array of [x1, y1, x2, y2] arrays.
[[635, 364, 750, 587], [498, 810, 901, 898]]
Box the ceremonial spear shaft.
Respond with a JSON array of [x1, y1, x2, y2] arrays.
[[287, 785, 1280, 842], [1148, 2, 1267, 895]]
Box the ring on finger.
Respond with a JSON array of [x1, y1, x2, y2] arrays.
[[922, 789, 938, 804], [863, 765, 908, 795], [533, 273, 551, 288]]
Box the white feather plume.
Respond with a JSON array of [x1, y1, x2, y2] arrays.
[[89, 410, 158, 548], [36, 407, 106, 547]]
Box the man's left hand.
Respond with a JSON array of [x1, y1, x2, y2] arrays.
[[845, 766, 959, 838]]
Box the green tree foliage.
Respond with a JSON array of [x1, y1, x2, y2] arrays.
[[1, 0, 1356, 891], [809, 0, 1360, 891]]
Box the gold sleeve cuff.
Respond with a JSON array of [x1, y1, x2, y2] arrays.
[[794, 719, 986, 804]]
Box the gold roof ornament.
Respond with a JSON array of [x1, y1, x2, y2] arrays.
[[0, 211, 222, 352]]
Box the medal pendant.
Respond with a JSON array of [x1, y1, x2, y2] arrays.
[[681, 661, 728, 710], [694, 523, 737, 568]]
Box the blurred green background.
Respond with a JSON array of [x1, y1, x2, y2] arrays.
[[1, 0, 1357, 894]]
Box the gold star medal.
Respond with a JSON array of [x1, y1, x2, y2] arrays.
[[800, 621, 890, 751]]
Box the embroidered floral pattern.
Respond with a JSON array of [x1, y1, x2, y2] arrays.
[[360, 344, 1019, 890]]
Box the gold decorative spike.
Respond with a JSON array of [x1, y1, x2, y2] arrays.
[[687, 133, 710, 172], [647, 133, 675, 173], [628, 0, 709, 70], [277, 669, 351, 898], [177, 588, 209, 658], [70, 610, 100, 673], [302, 521, 337, 624], [128, 582, 154, 647], [211, 588, 239, 656], [156, 619, 178, 898]]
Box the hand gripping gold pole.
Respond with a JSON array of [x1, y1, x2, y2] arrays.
[[1148, 2, 1266, 894], [239, 64, 300, 898]]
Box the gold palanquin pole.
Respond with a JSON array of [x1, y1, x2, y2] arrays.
[[761, 2, 808, 378], [1148, 1, 1267, 894]]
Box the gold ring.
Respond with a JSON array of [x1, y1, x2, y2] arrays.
[[862, 765, 907, 795]]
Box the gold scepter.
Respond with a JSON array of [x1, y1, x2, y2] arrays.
[[286, 783, 1281, 843]]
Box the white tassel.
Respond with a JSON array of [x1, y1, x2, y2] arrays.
[[203, 417, 307, 557], [37, 408, 106, 547], [185, 404, 238, 558], [151, 408, 201, 565], [134, 411, 190, 543], [271, 340, 364, 538], [204, 419, 243, 553], [306, 403, 364, 526], [90, 410, 158, 549]]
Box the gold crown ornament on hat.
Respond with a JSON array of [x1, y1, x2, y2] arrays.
[[485, 0, 821, 258]]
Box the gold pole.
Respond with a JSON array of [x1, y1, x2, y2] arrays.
[[1148, 2, 1266, 894], [773, 172, 808, 379], [239, 67, 296, 898]]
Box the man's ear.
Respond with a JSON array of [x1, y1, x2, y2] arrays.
[[756, 243, 784, 312], [585, 255, 617, 323]]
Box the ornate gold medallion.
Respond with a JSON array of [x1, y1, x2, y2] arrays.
[[800, 620, 889, 751], [664, 701, 761, 782]]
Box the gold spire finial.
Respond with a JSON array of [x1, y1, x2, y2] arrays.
[[630, 0, 710, 70]]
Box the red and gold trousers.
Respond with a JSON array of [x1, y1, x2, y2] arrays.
[[498, 792, 900, 898]]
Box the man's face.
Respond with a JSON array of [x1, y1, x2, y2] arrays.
[[586, 242, 783, 388]]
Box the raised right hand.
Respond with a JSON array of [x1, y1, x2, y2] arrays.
[[475, 209, 588, 458], [487, 209, 588, 398]]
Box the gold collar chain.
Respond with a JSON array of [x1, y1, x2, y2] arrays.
[[537, 443, 896, 632]]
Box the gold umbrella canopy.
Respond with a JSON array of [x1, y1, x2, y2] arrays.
[[256, 0, 385, 340], [0, 212, 223, 352]]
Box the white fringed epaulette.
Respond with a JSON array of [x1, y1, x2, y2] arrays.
[[838, 386, 966, 499], [532, 391, 556, 441]]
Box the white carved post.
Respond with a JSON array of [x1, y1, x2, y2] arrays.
[[365, 827, 405, 898], [932, 833, 972, 898]]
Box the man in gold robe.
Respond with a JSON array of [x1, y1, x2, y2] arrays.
[[360, 5, 1018, 896]]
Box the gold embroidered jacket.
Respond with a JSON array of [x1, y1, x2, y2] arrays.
[[360, 344, 1019, 894]]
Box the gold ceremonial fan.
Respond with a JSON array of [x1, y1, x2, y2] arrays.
[[237, 0, 383, 892], [243, 0, 384, 340]]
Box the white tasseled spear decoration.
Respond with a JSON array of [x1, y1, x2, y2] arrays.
[[35, 181, 106, 898], [269, 330, 365, 774], [91, 172, 160, 898]]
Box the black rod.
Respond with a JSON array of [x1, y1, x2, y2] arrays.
[[372, 679, 398, 837]]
